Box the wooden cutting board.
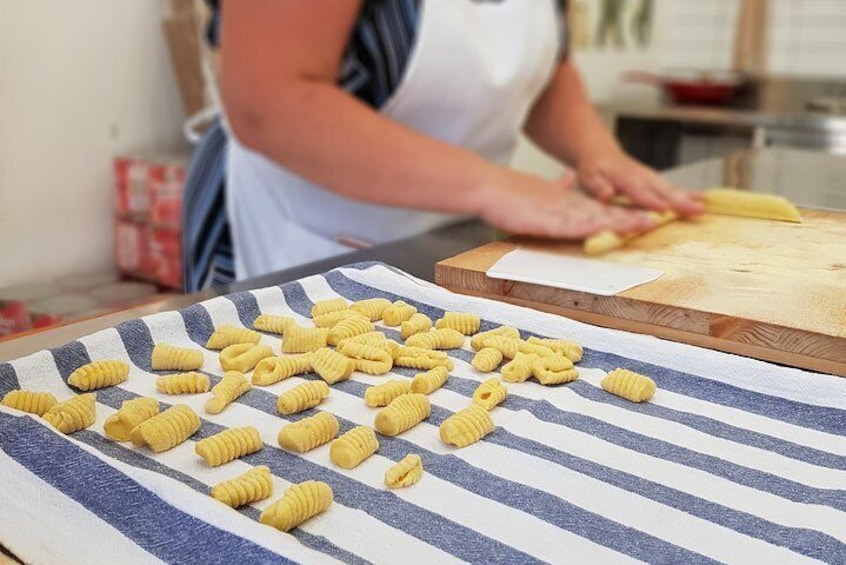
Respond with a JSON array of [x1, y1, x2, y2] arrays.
[[435, 209, 846, 377]]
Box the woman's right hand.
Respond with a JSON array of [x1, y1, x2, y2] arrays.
[[477, 170, 657, 239]]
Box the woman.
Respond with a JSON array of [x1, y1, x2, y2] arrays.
[[187, 0, 702, 288]]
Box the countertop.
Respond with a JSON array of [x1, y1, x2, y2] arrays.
[[1, 147, 844, 363]]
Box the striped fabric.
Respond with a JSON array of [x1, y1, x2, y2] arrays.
[[4, 262, 842, 564]]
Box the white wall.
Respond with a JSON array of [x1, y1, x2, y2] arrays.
[[0, 0, 187, 288]]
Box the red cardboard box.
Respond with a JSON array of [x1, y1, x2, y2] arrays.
[[115, 219, 156, 280], [151, 226, 183, 289], [150, 158, 187, 227], [114, 156, 151, 218]]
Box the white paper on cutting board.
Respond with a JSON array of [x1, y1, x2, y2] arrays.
[[486, 249, 664, 296]]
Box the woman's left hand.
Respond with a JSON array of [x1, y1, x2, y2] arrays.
[[576, 150, 706, 215]]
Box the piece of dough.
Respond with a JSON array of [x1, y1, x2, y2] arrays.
[[410, 366, 449, 394], [67, 360, 129, 391], [601, 368, 657, 402], [329, 426, 379, 469], [252, 355, 312, 386], [382, 301, 418, 327], [471, 347, 503, 373], [435, 312, 481, 335], [526, 336, 583, 363], [477, 335, 519, 359], [311, 348, 355, 385], [400, 313, 433, 340], [338, 341, 394, 376], [260, 481, 334, 532], [350, 298, 392, 321], [364, 379, 412, 408], [500, 353, 540, 383], [532, 355, 579, 385], [196, 426, 263, 467], [384, 454, 423, 488], [277, 412, 339, 452], [42, 393, 97, 434], [326, 314, 374, 346], [205, 371, 251, 414], [518, 341, 557, 358], [205, 325, 261, 350], [151, 344, 204, 371], [104, 397, 159, 441], [211, 465, 273, 508], [282, 326, 329, 354], [276, 380, 330, 415], [130, 404, 200, 452], [313, 309, 359, 329], [253, 314, 295, 335], [439, 405, 494, 448], [472, 378, 508, 410], [374, 393, 430, 437], [394, 347, 454, 371], [405, 328, 465, 350], [470, 326, 520, 351], [704, 188, 802, 223], [583, 210, 678, 256], [311, 297, 349, 318], [1, 390, 57, 416], [219, 343, 274, 373], [156, 372, 210, 395]]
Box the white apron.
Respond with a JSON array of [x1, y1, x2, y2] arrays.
[[227, 0, 561, 279]]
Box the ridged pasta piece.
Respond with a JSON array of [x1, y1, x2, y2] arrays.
[[601, 368, 657, 402], [282, 326, 329, 354], [395, 347, 455, 371], [211, 465, 273, 508], [151, 344, 204, 371], [338, 341, 394, 376], [470, 326, 520, 351], [500, 353, 540, 383], [130, 404, 200, 452], [477, 335, 519, 359], [276, 380, 330, 415], [364, 379, 412, 408], [277, 411, 339, 452], [1, 390, 57, 416], [313, 309, 359, 329], [405, 328, 465, 350], [400, 313, 433, 340], [471, 347, 503, 373], [336, 331, 387, 346], [205, 371, 251, 414], [350, 298, 392, 321], [435, 312, 481, 335], [382, 300, 417, 327], [156, 372, 210, 394], [329, 426, 379, 469], [384, 454, 423, 488], [67, 360, 129, 391], [311, 297, 349, 318], [196, 426, 263, 467], [253, 314, 296, 335], [532, 355, 579, 385], [252, 355, 312, 386], [205, 325, 261, 350], [472, 378, 508, 410], [410, 366, 449, 394], [104, 397, 159, 441], [42, 393, 96, 434], [260, 481, 334, 532], [526, 336, 583, 363], [439, 405, 494, 448], [374, 393, 431, 437], [518, 340, 557, 358], [311, 348, 354, 385], [219, 343, 274, 373], [326, 314, 374, 346]]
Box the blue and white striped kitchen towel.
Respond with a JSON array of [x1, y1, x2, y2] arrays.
[[1, 262, 844, 565]]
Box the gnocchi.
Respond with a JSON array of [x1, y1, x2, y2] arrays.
[[329, 426, 379, 469], [439, 405, 494, 448], [211, 465, 273, 508], [195, 426, 263, 467], [532, 355, 579, 385], [410, 366, 449, 395], [472, 378, 508, 410], [500, 353, 539, 383], [260, 481, 334, 532], [42, 393, 97, 434], [326, 314, 374, 346], [435, 312, 481, 335], [470, 326, 520, 351], [400, 312, 433, 340], [526, 336, 583, 363], [67, 360, 129, 391], [219, 343, 274, 373], [382, 300, 417, 327], [253, 314, 295, 336], [311, 297, 349, 318], [338, 341, 393, 376], [471, 347, 503, 373], [313, 309, 359, 329], [374, 393, 430, 437], [311, 348, 354, 385], [600, 368, 657, 402], [252, 355, 312, 386], [395, 347, 454, 371], [477, 335, 519, 359], [405, 328, 465, 350], [151, 344, 204, 371], [282, 326, 329, 354], [104, 397, 159, 441], [1, 390, 57, 416], [276, 380, 330, 415], [364, 379, 412, 408], [350, 298, 392, 321], [206, 325, 261, 350], [156, 372, 211, 395], [384, 454, 423, 489], [277, 411, 339, 452], [205, 371, 251, 414], [130, 404, 200, 452]]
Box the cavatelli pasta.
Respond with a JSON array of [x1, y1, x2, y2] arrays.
[[374, 393, 430, 437], [435, 312, 481, 335], [205, 371, 251, 414], [313, 309, 359, 329], [130, 404, 201, 452], [394, 347, 454, 371], [471, 347, 503, 373], [338, 341, 394, 375], [253, 314, 296, 335], [205, 325, 261, 350], [384, 454, 423, 488], [195, 426, 263, 467], [410, 366, 449, 394], [439, 404, 494, 448], [472, 378, 508, 410], [311, 348, 354, 385], [400, 312, 433, 340], [252, 355, 312, 386], [364, 379, 412, 408], [526, 336, 583, 363], [470, 326, 520, 351], [329, 426, 379, 469], [104, 397, 159, 441], [477, 335, 519, 359], [67, 360, 129, 391], [277, 411, 339, 452], [350, 298, 392, 321], [282, 326, 329, 354], [276, 380, 330, 415], [311, 297, 349, 318], [1, 390, 57, 416], [219, 343, 274, 373], [518, 340, 557, 358], [600, 368, 657, 402], [405, 328, 465, 350], [532, 355, 579, 385], [382, 300, 417, 327], [500, 353, 539, 383], [151, 344, 204, 371], [211, 465, 273, 508], [326, 314, 374, 346], [42, 393, 96, 434], [156, 372, 210, 395], [260, 481, 334, 532]]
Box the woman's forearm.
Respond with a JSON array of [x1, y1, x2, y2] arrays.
[[524, 61, 623, 167]]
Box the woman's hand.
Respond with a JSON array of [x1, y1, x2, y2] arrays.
[[576, 149, 706, 215], [477, 170, 659, 239]]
